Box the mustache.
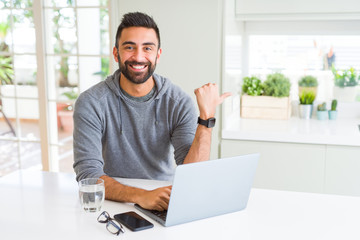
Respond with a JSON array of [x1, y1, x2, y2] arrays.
[[124, 60, 151, 66]]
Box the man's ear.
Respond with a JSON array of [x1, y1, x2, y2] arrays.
[[156, 48, 162, 63], [113, 46, 119, 62]]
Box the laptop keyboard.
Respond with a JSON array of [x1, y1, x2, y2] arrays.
[[150, 209, 168, 221]]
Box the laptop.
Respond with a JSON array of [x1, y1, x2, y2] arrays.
[[135, 153, 259, 227]]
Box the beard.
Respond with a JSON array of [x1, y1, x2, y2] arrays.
[[118, 57, 157, 85]]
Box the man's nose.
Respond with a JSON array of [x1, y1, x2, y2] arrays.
[[132, 48, 145, 62]]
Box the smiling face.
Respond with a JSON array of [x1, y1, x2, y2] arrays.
[[114, 27, 161, 85]]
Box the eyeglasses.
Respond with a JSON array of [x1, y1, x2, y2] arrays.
[[97, 211, 125, 235]]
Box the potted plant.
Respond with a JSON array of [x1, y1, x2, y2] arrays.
[[298, 75, 318, 98], [57, 89, 78, 132], [262, 73, 291, 98], [299, 90, 316, 119], [242, 76, 263, 96], [241, 73, 291, 120], [328, 99, 338, 120], [332, 66, 359, 102], [316, 102, 327, 120]]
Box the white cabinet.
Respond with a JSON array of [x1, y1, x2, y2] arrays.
[[324, 146, 360, 196], [221, 140, 360, 196], [221, 140, 325, 193]]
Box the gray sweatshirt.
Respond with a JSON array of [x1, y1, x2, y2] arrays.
[[73, 70, 197, 181]]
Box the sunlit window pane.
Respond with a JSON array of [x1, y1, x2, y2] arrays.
[[249, 35, 360, 71], [79, 56, 103, 92], [77, 0, 108, 6], [12, 9, 35, 53], [44, 0, 75, 7], [77, 8, 101, 55], [100, 8, 109, 55], [14, 55, 37, 85], [12, 0, 33, 8], [17, 99, 40, 139], [225, 35, 241, 70], [0, 0, 10, 9], [46, 55, 78, 101], [45, 8, 77, 55], [0, 10, 13, 52], [248, 35, 360, 101]]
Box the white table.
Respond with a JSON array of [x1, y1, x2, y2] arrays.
[[1, 170, 360, 240]]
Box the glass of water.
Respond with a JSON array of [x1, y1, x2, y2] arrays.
[[79, 178, 105, 213]]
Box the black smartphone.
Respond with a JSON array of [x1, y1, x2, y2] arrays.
[[114, 211, 154, 232]]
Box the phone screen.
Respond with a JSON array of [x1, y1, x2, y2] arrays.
[[114, 211, 154, 232]]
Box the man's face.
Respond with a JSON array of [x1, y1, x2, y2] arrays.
[[114, 27, 161, 84]]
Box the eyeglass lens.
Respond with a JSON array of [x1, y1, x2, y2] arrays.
[[97, 211, 110, 223], [107, 220, 124, 235], [97, 211, 125, 235]]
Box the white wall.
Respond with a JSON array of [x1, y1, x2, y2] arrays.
[[111, 0, 224, 159]]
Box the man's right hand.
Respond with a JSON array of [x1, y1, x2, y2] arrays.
[[100, 175, 172, 211], [136, 185, 172, 211]]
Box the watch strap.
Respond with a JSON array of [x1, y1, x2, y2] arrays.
[[197, 117, 216, 128]]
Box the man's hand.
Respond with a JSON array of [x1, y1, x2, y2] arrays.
[[136, 185, 172, 211], [100, 175, 172, 211], [194, 83, 232, 119]]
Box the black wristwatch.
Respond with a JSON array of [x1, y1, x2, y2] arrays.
[[197, 117, 216, 128]]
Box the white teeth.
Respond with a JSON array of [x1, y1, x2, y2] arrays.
[[132, 65, 145, 69]]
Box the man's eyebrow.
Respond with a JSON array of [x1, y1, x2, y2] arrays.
[[143, 42, 156, 46], [121, 41, 136, 46], [121, 41, 156, 46]]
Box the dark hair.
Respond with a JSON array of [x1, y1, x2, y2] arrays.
[[115, 12, 161, 49]]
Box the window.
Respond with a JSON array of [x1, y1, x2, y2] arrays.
[[0, 0, 111, 176], [44, 0, 110, 172], [0, 0, 40, 176], [223, 19, 360, 123], [248, 35, 360, 101]]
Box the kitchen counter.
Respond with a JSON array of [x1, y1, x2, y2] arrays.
[[222, 116, 360, 147]]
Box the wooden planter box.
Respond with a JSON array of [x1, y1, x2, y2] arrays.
[[240, 95, 291, 120]]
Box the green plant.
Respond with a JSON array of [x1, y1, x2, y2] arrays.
[[317, 102, 327, 111], [242, 76, 263, 96], [299, 90, 316, 105], [298, 75, 318, 87], [0, 21, 13, 85], [262, 73, 291, 97], [62, 91, 78, 100], [332, 66, 359, 87], [0, 56, 13, 85], [331, 99, 338, 111], [0, 22, 10, 42], [61, 89, 78, 111], [348, 67, 359, 86]]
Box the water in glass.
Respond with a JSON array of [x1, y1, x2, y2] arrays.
[[79, 178, 105, 212]]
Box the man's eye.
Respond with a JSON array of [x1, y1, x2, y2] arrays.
[[145, 47, 152, 51], [125, 46, 133, 50]]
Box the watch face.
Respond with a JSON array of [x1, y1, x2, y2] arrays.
[[208, 118, 216, 128], [198, 117, 216, 128]]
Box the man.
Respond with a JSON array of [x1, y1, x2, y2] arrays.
[[73, 12, 231, 211]]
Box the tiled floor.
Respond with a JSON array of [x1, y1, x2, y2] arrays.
[[0, 118, 74, 177]]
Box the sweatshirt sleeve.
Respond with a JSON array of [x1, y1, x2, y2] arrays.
[[170, 95, 197, 165], [73, 92, 106, 181]]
